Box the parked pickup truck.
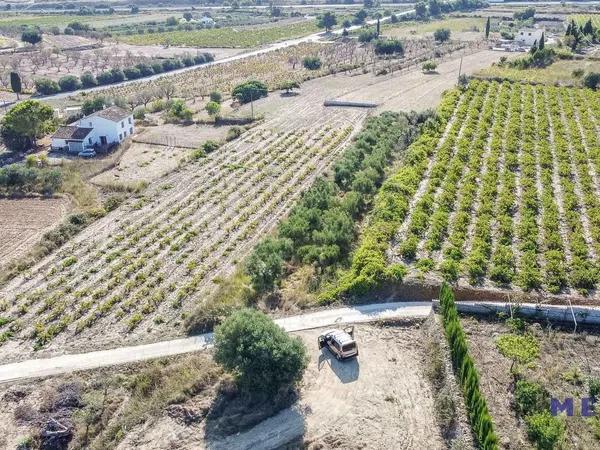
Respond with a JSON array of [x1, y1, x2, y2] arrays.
[[318, 326, 358, 360]]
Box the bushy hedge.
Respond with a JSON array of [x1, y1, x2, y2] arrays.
[[0, 164, 62, 195], [439, 283, 499, 450]]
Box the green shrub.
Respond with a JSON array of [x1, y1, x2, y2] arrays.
[[302, 56, 322, 70], [374, 39, 404, 55], [589, 377, 600, 400], [525, 411, 564, 450], [58, 75, 81, 92], [209, 91, 222, 103], [226, 126, 243, 141], [34, 78, 60, 95], [434, 28, 451, 42], [202, 140, 220, 153], [214, 309, 308, 398], [515, 380, 549, 417], [496, 333, 539, 372], [246, 238, 292, 292], [583, 72, 600, 90]]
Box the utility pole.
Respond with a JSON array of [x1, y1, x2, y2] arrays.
[[250, 89, 254, 120], [457, 56, 463, 84]]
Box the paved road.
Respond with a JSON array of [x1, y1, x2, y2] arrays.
[[0, 301, 431, 384], [29, 10, 413, 101]]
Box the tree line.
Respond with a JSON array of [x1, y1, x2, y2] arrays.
[[245, 110, 434, 294], [439, 283, 499, 450], [33, 53, 215, 95]]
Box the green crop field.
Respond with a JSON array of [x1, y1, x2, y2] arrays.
[[329, 80, 600, 300], [119, 20, 320, 48], [570, 14, 600, 28], [0, 12, 176, 30], [380, 16, 487, 37], [476, 58, 600, 86]]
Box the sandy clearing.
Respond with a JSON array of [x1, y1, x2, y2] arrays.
[[0, 197, 71, 268], [116, 323, 444, 450]]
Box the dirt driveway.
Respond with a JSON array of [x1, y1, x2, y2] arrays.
[[116, 322, 444, 450]]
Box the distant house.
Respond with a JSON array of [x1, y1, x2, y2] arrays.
[[515, 28, 544, 47], [51, 106, 134, 153], [199, 16, 215, 26]]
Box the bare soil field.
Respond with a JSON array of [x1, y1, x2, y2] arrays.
[[463, 315, 600, 449], [198, 324, 445, 450], [235, 49, 507, 118], [0, 197, 71, 269], [90, 142, 189, 188], [134, 123, 232, 148], [0, 322, 452, 450]]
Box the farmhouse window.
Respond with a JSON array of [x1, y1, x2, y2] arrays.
[[119, 133, 122, 140], [88, 138, 92, 144], [128, 117, 132, 124], [130, 128, 133, 134], [124, 131, 127, 137], [121, 121, 124, 128], [89, 122, 92, 127]]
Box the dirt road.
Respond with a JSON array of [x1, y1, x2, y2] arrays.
[[0, 302, 432, 384]]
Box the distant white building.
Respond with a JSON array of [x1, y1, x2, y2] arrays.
[[51, 106, 134, 153], [199, 16, 215, 27], [515, 28, 544, 47]]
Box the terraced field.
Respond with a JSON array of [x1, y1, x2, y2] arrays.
[[332, 80, 600, 302], [0, 101, 366, 359]]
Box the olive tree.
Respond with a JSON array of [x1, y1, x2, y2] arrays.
[[214, 309, 308, 398]]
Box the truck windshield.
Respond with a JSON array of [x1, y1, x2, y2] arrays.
[[342, 342, 356, 352]]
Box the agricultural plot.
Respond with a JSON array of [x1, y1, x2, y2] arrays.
[[335, 80, 600, 302], [571, 14, 600, 28], [0, 42, 224, 87], [0, 198, 71, 269], [476, 58, 600, 87], [463, 315, 600, 449], [90, 142, 189, 188], [0, 99, 367, 359], [381, 16, 487, 41], [119, 19, 319, 48], [99, 39, 483, 103]]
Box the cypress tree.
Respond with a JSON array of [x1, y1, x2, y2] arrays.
[[10, 72, 21, 99], [485, 17, 490, 39]]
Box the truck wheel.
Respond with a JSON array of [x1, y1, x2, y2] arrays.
[[335, 353, 341, 361]]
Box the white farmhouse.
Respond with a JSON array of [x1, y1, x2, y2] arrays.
[[199, 16, 215, 27], [51, 106, 134, 154], [515, 28, 544, 48]]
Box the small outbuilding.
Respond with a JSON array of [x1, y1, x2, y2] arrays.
[[51, 106, 134, 154]]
